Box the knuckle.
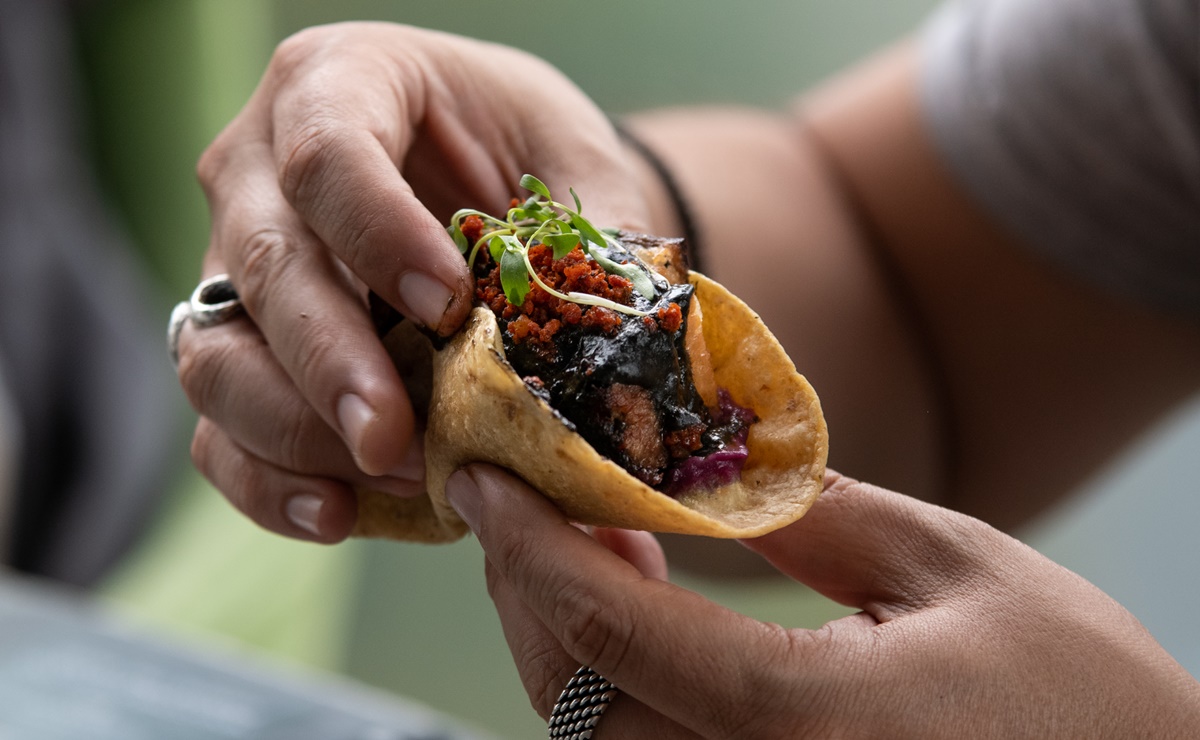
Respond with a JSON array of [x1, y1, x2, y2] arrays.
[[905, 509, 994, 589], [271, 26, 328, 71], [706, 624, 806, 739], [195, 124, 249, 198], [272, 399, 330, 474], [189, 422, 274, 528], [525, 648, 572, 720], [742, 627, 866, 739], [195, 138, 225, 192], [484, 558, 504, 602], [177, 331, 241, 416], [278, 119, 345, 207], [233, 464, 277, 527], [337, 203, 384, 270], [553, 581, 634, 673], [485, 528, 637, 683], [291, 322, 348, 405], [489, 523, 538, 579], [214, 445, 275, 527], [190, 421, 217, 481], [277, 124, 384, 276], [235, 228, 298, 317]]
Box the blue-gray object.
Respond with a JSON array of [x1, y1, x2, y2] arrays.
[[0, 577, 495, 740]]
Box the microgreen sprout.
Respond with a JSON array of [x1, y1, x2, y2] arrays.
[[447, 175, 655, 316]]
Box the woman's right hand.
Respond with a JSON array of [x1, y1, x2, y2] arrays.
[[176, 22, 650, 542]]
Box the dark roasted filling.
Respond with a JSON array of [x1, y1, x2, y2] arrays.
[[462, 214, 754, 491]]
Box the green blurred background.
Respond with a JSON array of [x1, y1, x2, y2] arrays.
[[70, 1, 1200, 738]]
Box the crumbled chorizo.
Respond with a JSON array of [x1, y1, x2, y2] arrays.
[[475, 243, 632, 348], [505, 314, 561, 361], [560, 302, 583, 325], [461, 214, 486, 246], [656, 302, 683, 333], [581, 306, 621, 334], [664, 424, 705, 460]]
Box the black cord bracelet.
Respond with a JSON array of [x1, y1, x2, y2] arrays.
[[611, 118, 705, 274]]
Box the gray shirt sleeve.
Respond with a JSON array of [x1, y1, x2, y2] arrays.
[[919, 0, 1200, 320]]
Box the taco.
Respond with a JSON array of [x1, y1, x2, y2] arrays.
[[354, 176, 827, 542]]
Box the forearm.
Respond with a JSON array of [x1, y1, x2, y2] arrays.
[[622, 104, 948, 504], [623, 42, 1200, 531], [798, 44, 1200, 528]]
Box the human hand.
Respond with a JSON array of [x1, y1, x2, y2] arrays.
[[176, 23, 648, 541], [445, 465, 1200, 738]]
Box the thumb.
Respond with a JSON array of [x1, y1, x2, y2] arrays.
[[742, 470, 1000, 617]]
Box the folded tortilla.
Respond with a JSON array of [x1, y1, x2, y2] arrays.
[[353, 272, 827, 542]]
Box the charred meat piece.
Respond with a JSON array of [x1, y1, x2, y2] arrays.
[[602, 383, 668, 486], [617, 231, 690, 285], [498, 276, 709, 489]]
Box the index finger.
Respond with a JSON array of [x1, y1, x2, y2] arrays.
[[199, 135, 418, 477], [269, 40, 474, 336], [446, 464, 821, 738]]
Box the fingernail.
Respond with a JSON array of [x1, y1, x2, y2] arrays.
[[337, 393, 375, 470], [388, 439, 425, 482], [287, 493, 323, 536], [445, 469, 481, 534], [398, 272, 453, 330]]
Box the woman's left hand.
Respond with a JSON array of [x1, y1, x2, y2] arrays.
[[444, 465, 1200, 738]]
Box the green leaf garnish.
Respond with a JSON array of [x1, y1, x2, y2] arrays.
[[500, 247, 531, 307], [592, 249, 657, 299], [519, 174, 552, 201], [569, 213, 607, 249], [487, 233, 507, 264], [450, 174, 657, 315], [543, 233, 582, 260]]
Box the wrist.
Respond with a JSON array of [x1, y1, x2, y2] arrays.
[[612, 118, 704, 274]]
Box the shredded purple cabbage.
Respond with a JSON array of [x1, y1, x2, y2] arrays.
[[663, 445, 748, 495], [713, 388, 757, 430], [664, 390, 756, 496]]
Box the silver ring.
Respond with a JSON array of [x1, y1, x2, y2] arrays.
[[168, 274, 244, 369], [189, 273, 244, 328], [167, 300, 191, 370], [548, 665, 618, 739]]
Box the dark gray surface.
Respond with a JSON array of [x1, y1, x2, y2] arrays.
[[0, 577, 493, 740]]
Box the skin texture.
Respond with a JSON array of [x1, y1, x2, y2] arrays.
[[633, 44, 1200, 570], [179, 23, 650, 542], [630, 46, 1200, 529], [446, 463, 1200, 738], [178, 21, 1200, 736]]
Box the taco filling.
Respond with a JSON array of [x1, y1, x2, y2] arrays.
[[356, 173, 825, 543], [452, 177, 755, 495]]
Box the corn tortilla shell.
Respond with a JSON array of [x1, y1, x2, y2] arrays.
[[353, 272, 827, 542]]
